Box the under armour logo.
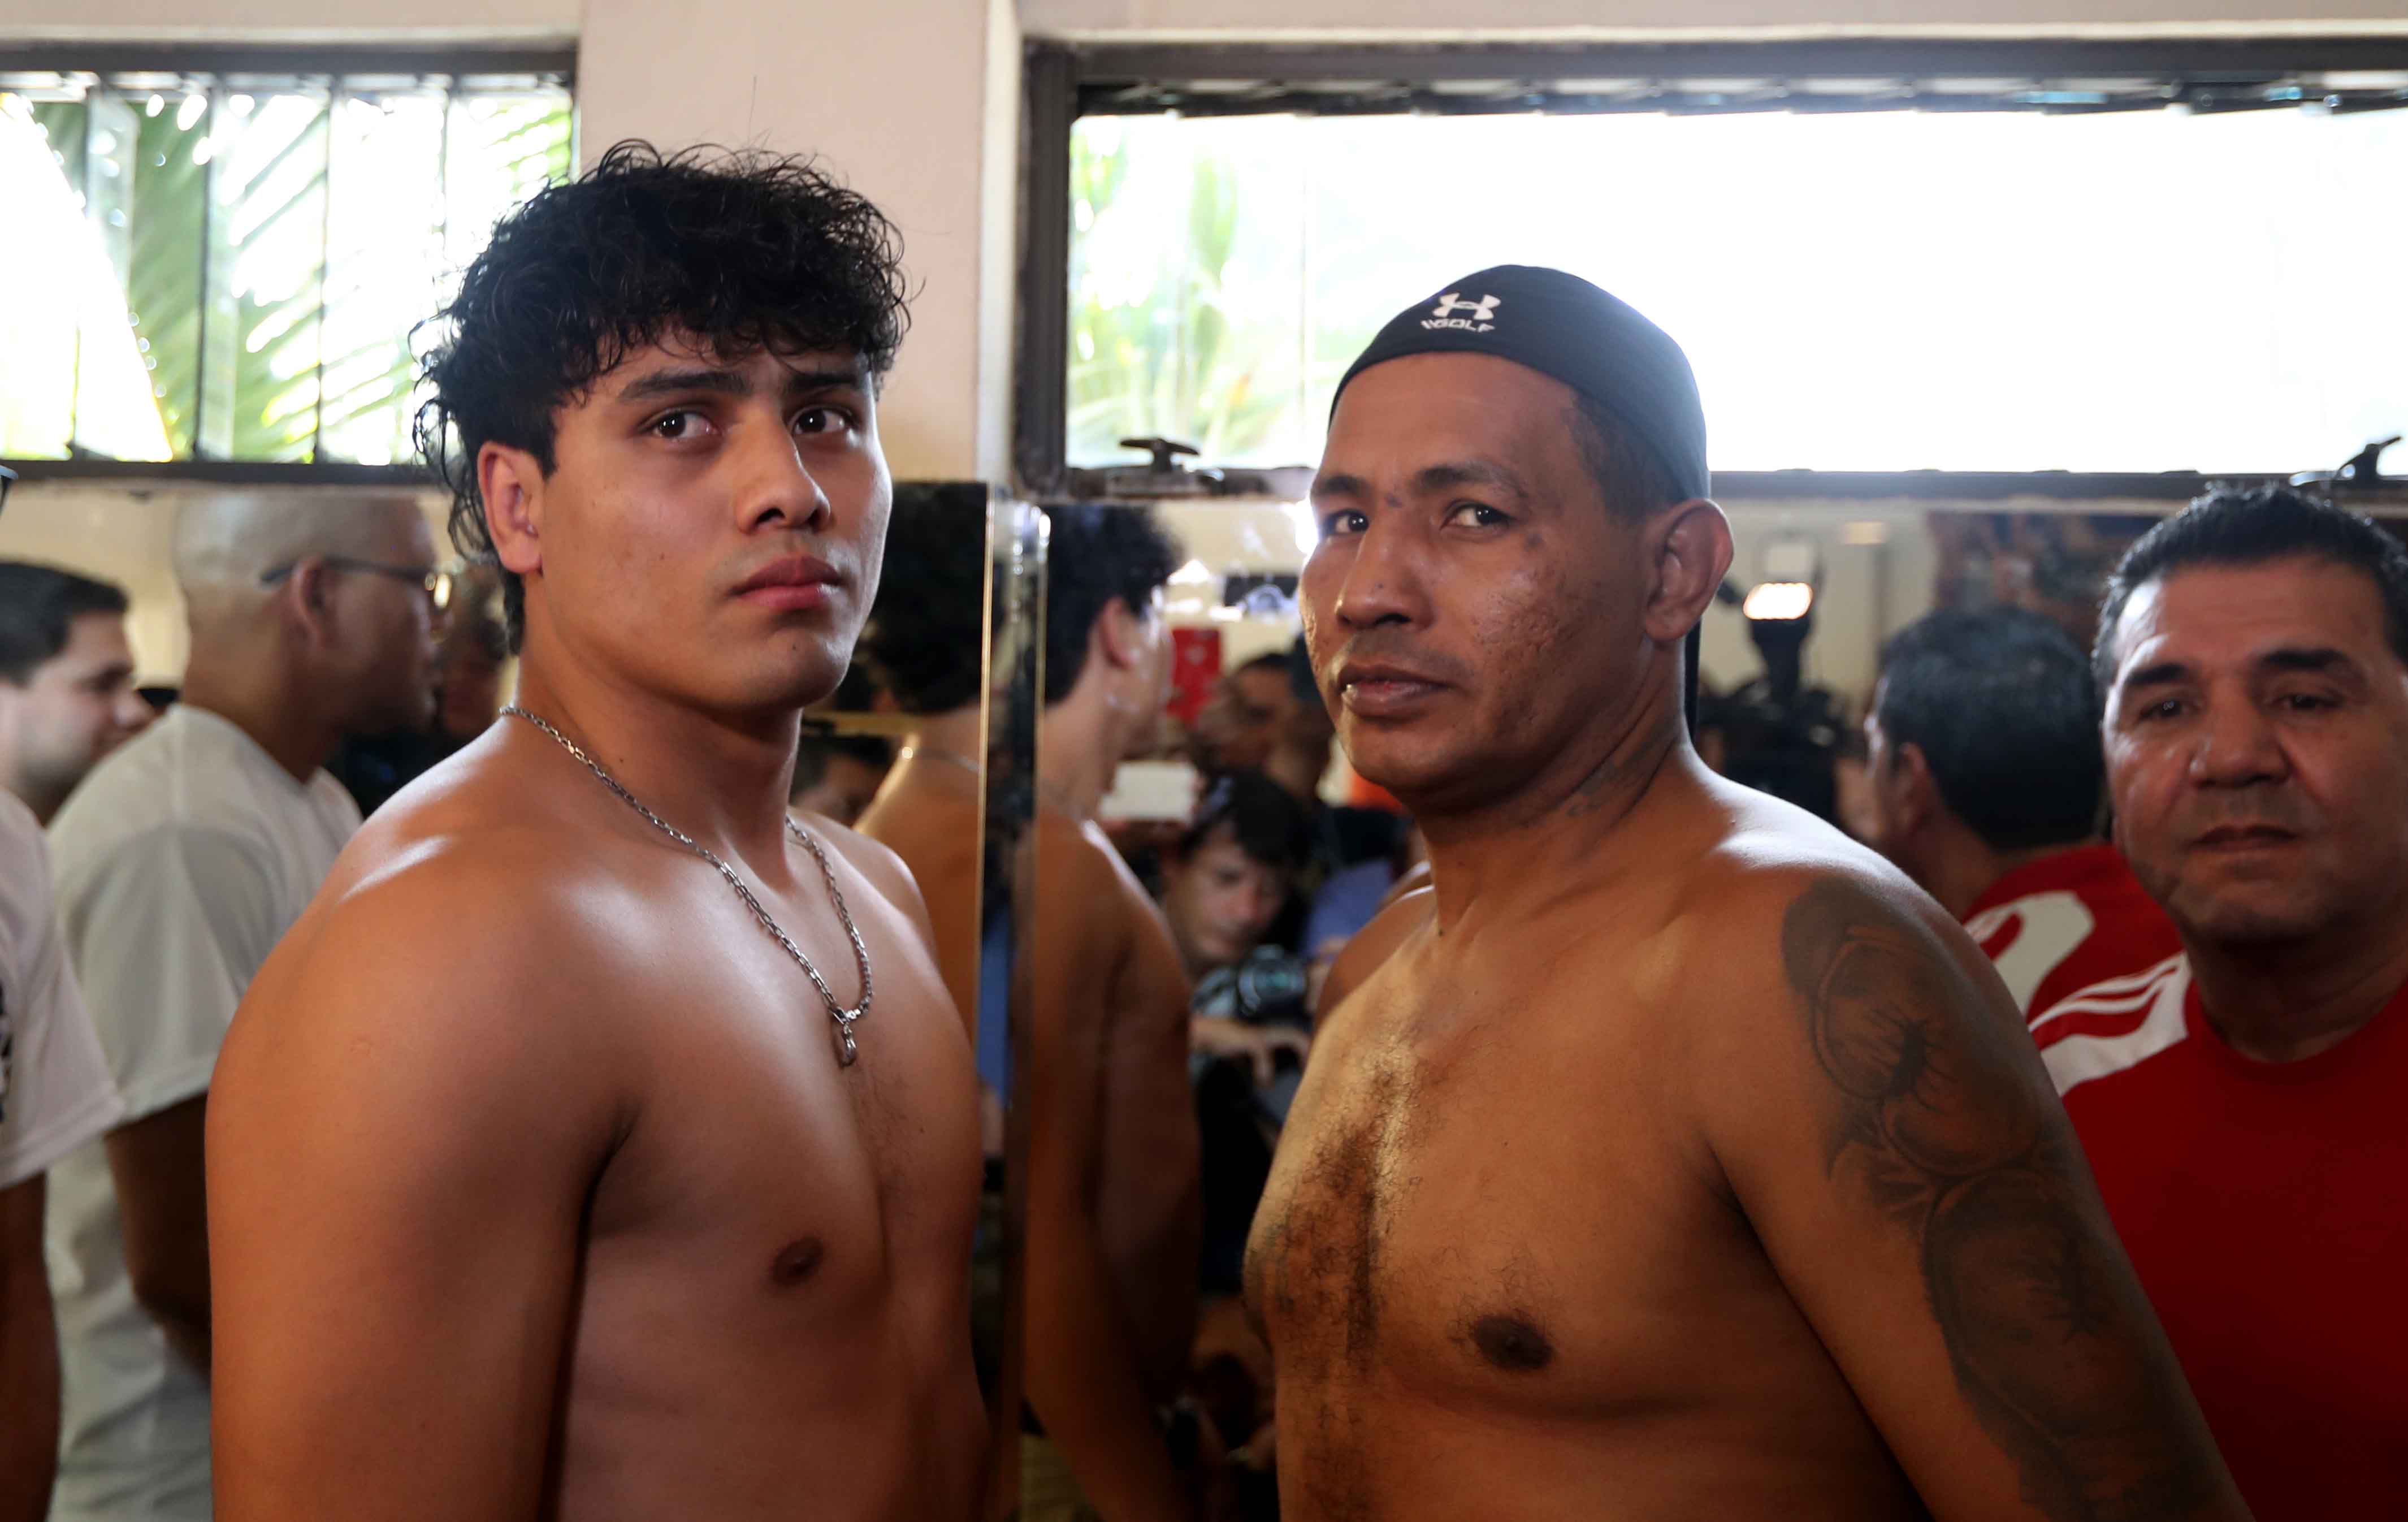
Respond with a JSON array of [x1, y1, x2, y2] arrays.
[[1422, 292, 1500, 332]]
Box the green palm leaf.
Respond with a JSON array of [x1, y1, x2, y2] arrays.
[[29, 80, 571, 464]]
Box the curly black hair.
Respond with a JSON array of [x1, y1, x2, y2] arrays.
[[413, 140, 911, 648], [855, 482, 990, 715]]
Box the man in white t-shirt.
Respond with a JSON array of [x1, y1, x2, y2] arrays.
[[44, 493, 441, 1521], [0, 790, 122, 1517]]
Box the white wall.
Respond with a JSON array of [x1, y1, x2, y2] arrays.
[[573, 0, 1021, 482]]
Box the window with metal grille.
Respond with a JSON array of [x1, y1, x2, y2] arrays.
[[1024, 40, 2408, 498], [2, 55, 573, 469]]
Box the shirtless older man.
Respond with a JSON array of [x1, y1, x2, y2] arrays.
[[206, 144, 983, 1521], [1245, 266, 2249, 1521]]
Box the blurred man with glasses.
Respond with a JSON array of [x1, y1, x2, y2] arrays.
[[42, 493, 439, 1522]]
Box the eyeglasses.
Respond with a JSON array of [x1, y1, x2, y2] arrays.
[[260, 556, 455, 613]]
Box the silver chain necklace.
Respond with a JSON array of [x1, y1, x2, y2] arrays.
[[503, 705, 874, 1067]]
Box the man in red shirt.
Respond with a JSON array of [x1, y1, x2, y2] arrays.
[[2035, 486, 2408, 1519], [1860, 607, 2180, 1015]]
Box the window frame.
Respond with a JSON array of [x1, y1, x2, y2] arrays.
[[0, 43, 575, 487], [1015, 36, 2408, 502]]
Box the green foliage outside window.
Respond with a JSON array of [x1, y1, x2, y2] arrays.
[[2, 78, 570, 466]]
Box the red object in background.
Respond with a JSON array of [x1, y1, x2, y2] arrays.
[[1346, 773, 1405, 813], [1168, 628, 1221, 725]]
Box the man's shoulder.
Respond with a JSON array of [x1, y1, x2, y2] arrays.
[[287, 746, 653, 1001], [1032, 809, 1149, 906], [1663, 815, 1951, 973], [1325, 885, 1433, 998], [799, 815, 928, 925], [1624, 819, 1999, 1063], [222, 812, 632, 1130], [289, 816, 593, 987]]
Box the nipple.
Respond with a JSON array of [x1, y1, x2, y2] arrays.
[[1469, 1313, 1554, 1373], [769, 1237, 827, 1288]]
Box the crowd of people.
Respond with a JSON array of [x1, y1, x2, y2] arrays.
[[0, 138, 2396, 1522]]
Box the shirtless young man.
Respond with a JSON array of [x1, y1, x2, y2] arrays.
[[1019, 507, 1206, 1522], [205, 144, 984, 1521], [1245, 266, 2251, 1521]]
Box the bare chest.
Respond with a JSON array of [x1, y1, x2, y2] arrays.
[[1245, 958, 1768, 1419], [575, 871, 982, 1359]]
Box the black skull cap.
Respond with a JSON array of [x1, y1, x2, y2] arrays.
[[1329, 265, 1709, 504]]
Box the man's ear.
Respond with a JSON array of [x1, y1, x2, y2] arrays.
[[479, 441, 546, 579], [282, 557, 341, 650], [1643, 498, 1735, 646], [1891, 740, 1942, 835], [1095, 595, 1146, 672]]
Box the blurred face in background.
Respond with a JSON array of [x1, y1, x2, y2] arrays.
[[1195, 663, 1296, 772], [0, 611, 151, 816], [1161, 823, 1291, 974], [435, 619, 508, 741], [324, 506, 446, 737]]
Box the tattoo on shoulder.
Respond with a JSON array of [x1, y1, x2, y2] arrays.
[[1780, 878, 2218, 1522]]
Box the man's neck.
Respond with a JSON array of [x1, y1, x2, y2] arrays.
[[1036, 697, 1121, 823], [1417, 682, 1687, 934], [179, 659, 343, 785], [1, 763, 68, 827], [2186, 907, 2408, 1063], [1928, 834, 2096, 921], [900, 706, 987, 781], [508, 654, 802, 871]]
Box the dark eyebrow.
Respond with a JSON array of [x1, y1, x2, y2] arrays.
[[614, 362, 868, 405], [1413, 460, 1530, 503], [2257, 646, 2355, 677], [1309, 470, 1371, 504], [1307, 460, 1531, 507], [2118, 660, 2193, 694], [2122, 647, 2364, 696], [780, 364, 872, 396], [617, 366, 750, 403]]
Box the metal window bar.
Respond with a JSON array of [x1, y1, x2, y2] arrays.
[[2, 51, 571, 477]]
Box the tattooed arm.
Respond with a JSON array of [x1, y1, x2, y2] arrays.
[[1700, 869, 2250, 1522]]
